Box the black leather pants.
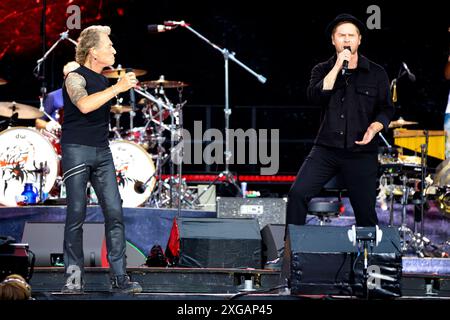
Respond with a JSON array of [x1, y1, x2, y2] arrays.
[[61, 144, 126, 279]]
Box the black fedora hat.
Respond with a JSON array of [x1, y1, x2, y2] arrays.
[[325, 13, 366, 36]]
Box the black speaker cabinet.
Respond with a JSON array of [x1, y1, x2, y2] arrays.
[[0, 244, 30, 282], [261, 224, 285, 263], [21, 222, 146, 267], [166, 217, 262, 268], [284, 225, 402, 298]]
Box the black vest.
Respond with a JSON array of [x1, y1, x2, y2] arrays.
[[61, 65, 111, 147]]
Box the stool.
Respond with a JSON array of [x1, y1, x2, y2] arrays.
[[308, 201, 341, 225], [307, 174, 346, 225]]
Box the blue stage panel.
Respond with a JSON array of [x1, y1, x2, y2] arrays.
[[0, 206, 216, 255]]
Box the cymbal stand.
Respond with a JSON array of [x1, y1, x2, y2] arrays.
[[149, 106, 166, 208], [418, 131, 429, 235], [379, 172, 396, 226], [398, 173, 433, 257], [399, 174, 411, 252], [134, 88, 173, 207], [177, 21, 267, 196], [153, 84, 176, 208], [174, 88, 189, 215], [112, 114, 122, 139]]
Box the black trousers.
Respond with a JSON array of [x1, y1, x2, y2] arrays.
[[286, 145, 379, 226], [61, 143, 126, 278]]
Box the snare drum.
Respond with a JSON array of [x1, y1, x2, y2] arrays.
[[110, 140, 156, 207], [0, 127, 59, 206]]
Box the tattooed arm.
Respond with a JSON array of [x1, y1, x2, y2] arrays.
[[65, 73, 117, 114]]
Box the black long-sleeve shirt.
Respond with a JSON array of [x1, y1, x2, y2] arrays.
[[307, 54, 394, 152]]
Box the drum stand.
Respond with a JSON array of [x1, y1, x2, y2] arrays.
[[396, 169, 444, 257], [378, 132, 436, 256], [112, 113, 123, 139], [133, 87, 174, 208]]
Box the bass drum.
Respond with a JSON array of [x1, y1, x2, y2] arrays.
[[0, 127, 59, 206], [110, 140, 156, 207]]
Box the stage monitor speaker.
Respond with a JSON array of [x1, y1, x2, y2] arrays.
[[21, 222, 145, 267], [166, 217, 262, 268], [0, 237, 31, 282], [260, 224, 285, 264], [283, 225, 402, 298]]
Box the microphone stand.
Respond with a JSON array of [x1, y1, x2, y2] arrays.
[[33, 29, 77, 121], [177, 21, 267, 196], [34, 31, 78, 79]]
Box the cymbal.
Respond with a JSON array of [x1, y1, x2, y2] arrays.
[[140, 79, 189, 88], [0, 101, 43, 119], [388, 117, 418, 128], [102, 67, 147, 79], [0, 78, 7, 85], [110, 104, 132, 114]]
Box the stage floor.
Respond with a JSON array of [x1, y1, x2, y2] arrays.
[[26, 259, 450, 300], [1, 203, 449, 302]]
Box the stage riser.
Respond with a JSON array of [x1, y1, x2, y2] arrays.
[[28, 268, 450, 298], [402, 276, 450, 297], [29, 268, 283, 294]]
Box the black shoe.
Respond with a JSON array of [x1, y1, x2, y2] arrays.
[[61, 278, 84, 294], [110, 275, 142, 293]]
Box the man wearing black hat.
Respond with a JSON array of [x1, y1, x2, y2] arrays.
[[286, 14, 394, 226]]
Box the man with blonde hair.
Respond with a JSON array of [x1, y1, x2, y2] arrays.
[[60, 25, 142, 294]]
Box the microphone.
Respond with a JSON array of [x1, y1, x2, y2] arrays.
[[147, 24, 175, 33], [126, 68, 136, 113], [342, 46, 351, 75], [401, 62, 416, 82], [164, 20, 186, 26], [134, 180, 146, 194]]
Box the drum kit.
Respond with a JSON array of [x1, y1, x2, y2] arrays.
[[0, 69, 198, 209], [377, 118, 448, 257]]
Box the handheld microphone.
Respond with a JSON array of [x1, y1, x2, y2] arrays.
[[126, 68, 136, 112], [342, 46, 351, 75], [147, 24, 175, 33]]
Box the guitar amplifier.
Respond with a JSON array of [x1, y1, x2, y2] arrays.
[[216, 197, 287, 229]]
